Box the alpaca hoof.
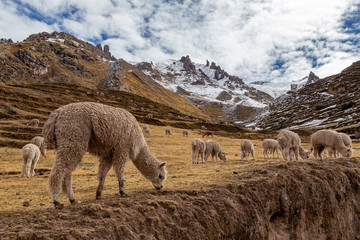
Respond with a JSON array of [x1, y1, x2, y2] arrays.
[[120, 190, 125, 195], [96, 194, 102, 200], [70, 199, 76, 204], [54, 202, 64, 209]]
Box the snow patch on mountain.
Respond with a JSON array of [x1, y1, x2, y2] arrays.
[[142, 59, 268, 109]]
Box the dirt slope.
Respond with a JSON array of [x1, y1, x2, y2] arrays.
[[1, 159, 360, 240]]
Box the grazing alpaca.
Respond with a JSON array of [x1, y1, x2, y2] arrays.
[[262, 139, 280, 159], [327, 132, 353, 158], [240, 139, 255, 161], [142, 125, 151, 137], [43, 102, 167, 208], [310, 130, 353, 160], [165, 128, 172, 135], [191, 138, 206, 164], [277, 130, 310, 161], [183, 130, 191, 137], [202, 132, 214, 138], [204, 140, 227, 162], [27, 118, 39, 127], [31, 136, 47, 157], [21, 143, 40, 177]]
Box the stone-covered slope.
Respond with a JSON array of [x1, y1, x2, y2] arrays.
[[257, 61, 360, 131]]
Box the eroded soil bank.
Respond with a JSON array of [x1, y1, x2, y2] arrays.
[[1, 159, 360, 240]]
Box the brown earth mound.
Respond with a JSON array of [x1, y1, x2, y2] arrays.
[[1, 159, 360, 239]]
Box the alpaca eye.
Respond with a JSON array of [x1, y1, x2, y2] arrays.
[[159, 175, 163, 179]]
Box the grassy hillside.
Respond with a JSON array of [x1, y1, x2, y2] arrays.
[[0, 32, 210, 121]]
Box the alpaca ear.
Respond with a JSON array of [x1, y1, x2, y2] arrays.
[[159, 162, 166, 168]]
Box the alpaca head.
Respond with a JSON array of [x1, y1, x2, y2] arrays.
[[340, 148, 353, 158], [150, 162, 167, 190], [300, 150, 310, 159], [40, 143, 47, 158], [219, 152, 227, 161]]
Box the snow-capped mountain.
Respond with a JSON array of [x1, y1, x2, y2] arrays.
[[249, 71, 320, 99], [136, 56, 273, 122]]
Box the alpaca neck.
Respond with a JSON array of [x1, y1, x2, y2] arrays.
[[132, 147, 158, 179], [299, 146, 307, 155]]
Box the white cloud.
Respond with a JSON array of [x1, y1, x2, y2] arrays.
[[0, 0, 58, 40], [1, 0, 360, 83]]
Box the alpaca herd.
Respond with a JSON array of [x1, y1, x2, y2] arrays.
[[18, 102, 355, 208]]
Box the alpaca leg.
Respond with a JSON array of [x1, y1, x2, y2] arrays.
[[294, 147, 299, 161], [263, 149, 267, 159], [21, 157, 27, 177], [25, 158, 32, 178], [49, 162, 66, 207], [62, 171, 75, 204], [113, 156, 128, 195], [283, 148, 289, 161], [49, 149, 85, 207], [204, 151, 210, 163], [96, 157, 113, 199], [30, 156, 39, 177], [318, 146, 325, 160], [251, 151, 255, 160]]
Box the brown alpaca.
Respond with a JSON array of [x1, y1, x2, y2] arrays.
[[202, 132, 214, 138], [43, 102, 167, 208]]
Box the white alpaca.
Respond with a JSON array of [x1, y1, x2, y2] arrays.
[[240, 139, 255, 161], [21, 143, 40, 177], [183, 130, 191, 137], [31, 136, 47, 157], [310, 130, 353, 160], [204, 140, 227, 162], [262, 139, 280, 159], [142, 125, 151, 137], [191, 138, 206, 164], [43, 102, 167, 208], [277, 130, 310, 161], [165, 128, 172, 135], [327, 132, 352, 158]]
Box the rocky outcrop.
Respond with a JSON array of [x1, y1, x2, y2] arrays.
[[24, 31, 116, 61], [15, 49, 48, 75], [307, 71, 320, 84], [180, 55, 196, 73], [0, 38, 13, 44], [216, 91, 232, 101], [176, 86, 191, 96]]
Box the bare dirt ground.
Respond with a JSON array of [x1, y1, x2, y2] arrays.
[[1, 158, 360, 240]]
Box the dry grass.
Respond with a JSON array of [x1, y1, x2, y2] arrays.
[[1, 124, 359, 214]]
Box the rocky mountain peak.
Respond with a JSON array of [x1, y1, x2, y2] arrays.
[[307, 71, 320, 84], [0, 38, 13, 44], [24, 31, 116, 61], [180, 55, 196, 73]]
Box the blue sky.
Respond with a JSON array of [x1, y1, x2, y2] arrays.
[[1, 0, 360, 83]]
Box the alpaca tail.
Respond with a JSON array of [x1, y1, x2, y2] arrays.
[[42, 109, 60, 149]]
